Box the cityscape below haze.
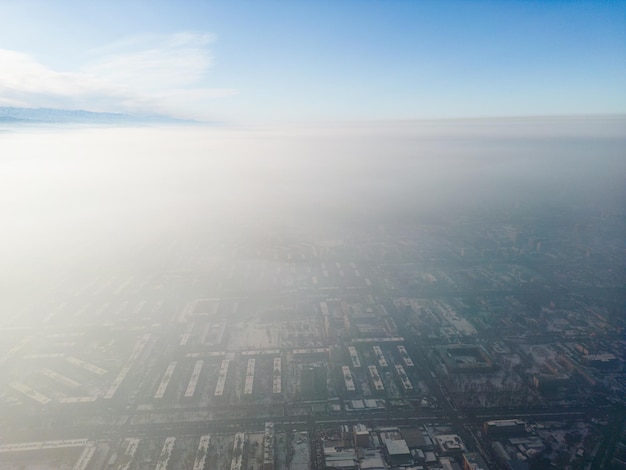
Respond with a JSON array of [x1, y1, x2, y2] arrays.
[[0, 1, 624, 469]]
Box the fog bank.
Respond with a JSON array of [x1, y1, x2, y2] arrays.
[[1, 117, 624, 308]]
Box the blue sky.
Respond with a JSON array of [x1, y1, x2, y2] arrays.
[[0, 0, 624, 122]]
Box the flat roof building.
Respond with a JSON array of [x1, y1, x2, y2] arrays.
[[483, 419, 526, 437], [272, 357, 282, 395], [434, 434, 467, 455], [323, 448, 357, 469], [263, 422, 274, 470], [354, 424, 370, 448], [384, 439, 412, 466], [342, 366, 356, 393], [462, 452, 488, 470]]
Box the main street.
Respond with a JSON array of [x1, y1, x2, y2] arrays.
[[22, 404, 599, 443]]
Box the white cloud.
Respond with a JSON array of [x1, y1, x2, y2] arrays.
[[0, 33, 237, 119]]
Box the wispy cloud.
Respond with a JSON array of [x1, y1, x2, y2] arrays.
[[0, 33, 237, 119], [83, 33, 216, 91]]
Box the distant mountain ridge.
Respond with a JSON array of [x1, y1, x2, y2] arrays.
[[0, 107, 198, 125]]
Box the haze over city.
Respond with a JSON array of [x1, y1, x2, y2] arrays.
[[0, 2, 624, 469]]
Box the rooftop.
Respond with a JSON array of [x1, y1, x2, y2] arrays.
[[385, 439, 410, 456]]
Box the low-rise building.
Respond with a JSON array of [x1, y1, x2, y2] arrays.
[[434, 434, 467, 455], [483, 419, 526, 437], [384, 439, 412, 466], [462, 452, 488, 470]]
